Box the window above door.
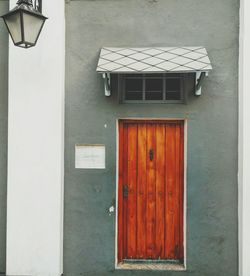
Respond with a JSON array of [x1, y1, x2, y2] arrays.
[[121, 73, 184, 103]]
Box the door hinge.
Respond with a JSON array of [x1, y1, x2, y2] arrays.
[[123, 184, 129, 198]]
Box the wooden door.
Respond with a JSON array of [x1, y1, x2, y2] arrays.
[[118, 120, 184, 263]]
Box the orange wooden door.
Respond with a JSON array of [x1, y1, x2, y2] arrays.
[[118, 120, 184, 263]]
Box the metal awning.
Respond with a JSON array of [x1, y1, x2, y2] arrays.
[[96, 46, 212, 73], [96, 47, 212, 96]]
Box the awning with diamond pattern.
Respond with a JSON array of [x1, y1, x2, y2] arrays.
[[96, 46, 212, 73]]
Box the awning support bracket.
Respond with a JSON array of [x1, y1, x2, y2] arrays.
[[102, 73, 111, 96], [195, 72, 208, 96]]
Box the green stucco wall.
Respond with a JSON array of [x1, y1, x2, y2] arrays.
[[64, 0, 239, 275], [0, 1, 8, 273]]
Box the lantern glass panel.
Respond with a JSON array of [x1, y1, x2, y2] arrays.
[[22, 12, 45, 44], [4, 12, 22, 44]]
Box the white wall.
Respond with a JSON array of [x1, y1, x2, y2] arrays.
[[239, 1, 250, 276], [6, 0, 65, 275]]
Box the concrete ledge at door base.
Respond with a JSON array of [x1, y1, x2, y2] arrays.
[[116, 262, 186, 271]]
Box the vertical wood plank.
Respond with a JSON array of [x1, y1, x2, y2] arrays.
[[155, 124, 165, 259], [146, 124, 156, 258], [179, 122, 184, 261], [174, 124, 181, 259], [127, 124, 138, 258], [136, 124, 147, 258], [165, 123, 176, 259], [118, 121, 124, 262], [122, 123, 128, 259]]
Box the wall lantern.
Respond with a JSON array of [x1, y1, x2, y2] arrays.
[[1, 0, 47, 48]]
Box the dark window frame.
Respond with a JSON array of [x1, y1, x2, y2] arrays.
[[118, 73, 186, 104]]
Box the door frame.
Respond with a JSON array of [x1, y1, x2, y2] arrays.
[[115, 118, 187, 270]]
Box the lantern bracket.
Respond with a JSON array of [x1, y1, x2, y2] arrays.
[[103, 73, 111, 97], [17, 0, 33, 5], [16, 0, 42, 12], [33, 0, 42, 13]]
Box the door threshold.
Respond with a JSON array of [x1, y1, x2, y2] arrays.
[[123, 258, 181, 264], [116, 260, 185, 271]]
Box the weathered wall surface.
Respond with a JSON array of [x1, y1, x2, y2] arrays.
[[65, 0, 239, 275], [0, 1, 8, 274]]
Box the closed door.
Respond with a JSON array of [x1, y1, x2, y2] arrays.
[[118, 120, 184, 263]]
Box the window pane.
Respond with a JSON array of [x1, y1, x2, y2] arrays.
[[23, 13, 44, 44], [125, 92, 143, 100], [166, 73, 180, 78], [145, 73, 164, 78], [4, 13, 22, 44], [146, 92, 163, 100], [125, 78, 143, 100], [125, 74, 143, 78], [125, 78, 143, 92], [145, 78, 163, 92], [145, 78, 163, 100], [166, 91, 181, 100], [166, 78, 181, 91]]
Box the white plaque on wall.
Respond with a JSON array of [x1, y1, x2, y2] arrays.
[[75, 144, 105, 169]]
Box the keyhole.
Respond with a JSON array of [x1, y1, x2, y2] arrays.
[[149, 149, 154, 161]]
